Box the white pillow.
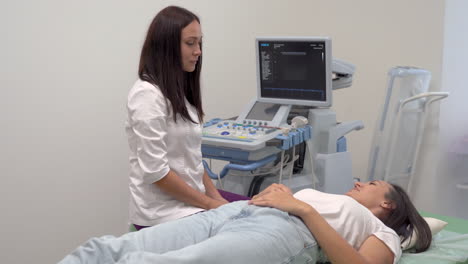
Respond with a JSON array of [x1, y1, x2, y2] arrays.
[[401, 217, 447, 250]]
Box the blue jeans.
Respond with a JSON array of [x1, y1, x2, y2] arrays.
[[59, 201, 318, 264]]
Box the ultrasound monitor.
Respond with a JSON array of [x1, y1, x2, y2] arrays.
[[256, 37, 332, 107]]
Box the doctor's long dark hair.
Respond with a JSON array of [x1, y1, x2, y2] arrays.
[[384, 184, 432, 253], [138, 6, 204, 124]]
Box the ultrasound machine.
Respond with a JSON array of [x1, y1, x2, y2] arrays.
[[202, 36, 363, 197]]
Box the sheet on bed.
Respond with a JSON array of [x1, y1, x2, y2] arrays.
[[399, 230, 468, 264]]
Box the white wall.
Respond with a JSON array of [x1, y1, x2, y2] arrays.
[[413, 0, 468, 219], [0, 0, 445, 263]]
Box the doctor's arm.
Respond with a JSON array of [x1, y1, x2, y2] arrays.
[[249, 184, 394, 264], [202, 170, 228, 203], [131, 111, 227, 210], [154, 170, 227, 210]]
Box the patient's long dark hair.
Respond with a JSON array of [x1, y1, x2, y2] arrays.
[[384, 184, 432, 253]]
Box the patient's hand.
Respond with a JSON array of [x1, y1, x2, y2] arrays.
[[252, 183, 292, 198], [249, 184, 312, 217]]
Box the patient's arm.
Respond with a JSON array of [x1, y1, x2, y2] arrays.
[[298, 207, 394, 264], [359, 235, 395, 264], [249, 184, 394, 264]]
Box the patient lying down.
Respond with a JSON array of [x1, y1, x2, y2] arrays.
[[59, 181, 431, 264]]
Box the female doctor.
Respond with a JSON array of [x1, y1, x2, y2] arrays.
[[125, 6, 228, 229]]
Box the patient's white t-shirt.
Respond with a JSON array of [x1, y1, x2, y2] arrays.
[[294, 189, 402, 263]]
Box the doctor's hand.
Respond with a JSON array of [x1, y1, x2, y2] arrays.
[[207, 197, 229, 209], [249, 184, 312, 217]]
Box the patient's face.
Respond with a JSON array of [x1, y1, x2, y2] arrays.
[[345, 181, 392, 210]]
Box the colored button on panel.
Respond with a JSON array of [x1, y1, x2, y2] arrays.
[[237, 136, 247, 139], [220, 131, 230, 136]]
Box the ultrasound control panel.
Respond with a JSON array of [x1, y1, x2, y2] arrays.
[[203, 120, 281, 147], [202, 101, 290, 151]]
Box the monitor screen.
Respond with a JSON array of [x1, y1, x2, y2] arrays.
[[256, 37, 332, 107]]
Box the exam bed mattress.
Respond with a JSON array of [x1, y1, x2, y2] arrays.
[[398, 212, 468, 264]]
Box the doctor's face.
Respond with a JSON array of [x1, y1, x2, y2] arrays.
[[345, 180, 392, 210], [180, 20, 202, 72]]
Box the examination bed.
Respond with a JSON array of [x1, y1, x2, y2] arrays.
[[397, 212, 468, 264]]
